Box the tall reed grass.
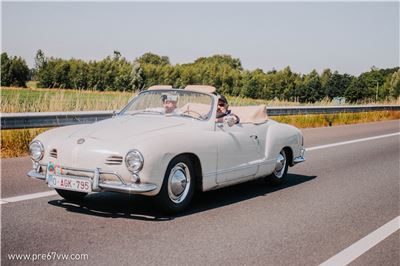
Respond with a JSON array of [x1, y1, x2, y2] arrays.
[[2, 87, 399, 113], [1, 87, 133, 113]]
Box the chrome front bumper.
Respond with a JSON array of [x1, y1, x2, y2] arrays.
[[27, 163, 157, 194], [293, 148, 306, 164]]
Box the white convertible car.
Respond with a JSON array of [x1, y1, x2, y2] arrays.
[[28, 85, 305, 213]]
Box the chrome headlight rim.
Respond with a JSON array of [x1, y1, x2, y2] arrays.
[[29, 140, 44, 162], [125, 149, 144, 173]]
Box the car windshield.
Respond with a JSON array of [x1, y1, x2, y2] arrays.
[[120, 90, 214, 121]]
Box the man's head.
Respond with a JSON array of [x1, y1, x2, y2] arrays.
[[161, 94, 178, 114], [217, 94, 229, 116]]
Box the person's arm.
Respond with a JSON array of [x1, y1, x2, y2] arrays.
[[224, 114, 239, 126], [231, 113, 240, 124]]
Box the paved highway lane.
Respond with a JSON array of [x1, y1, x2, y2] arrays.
[[1, 120, 399, 265], [1, 157, 49, 198]]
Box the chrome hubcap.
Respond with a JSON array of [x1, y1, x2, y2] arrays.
[[274, 151, 286, 178], [168, 163, 191, 203]]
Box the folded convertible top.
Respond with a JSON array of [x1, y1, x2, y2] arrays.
[[230, 105, 268, 124]]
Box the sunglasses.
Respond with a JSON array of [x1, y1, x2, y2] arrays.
[[218, 102, 226, 107]]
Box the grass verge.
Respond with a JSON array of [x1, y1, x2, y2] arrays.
[[273, 111, 400, 128]]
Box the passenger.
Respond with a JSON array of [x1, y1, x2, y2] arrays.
[[161, 93, 180, 114], [215, 95, 240, 125]]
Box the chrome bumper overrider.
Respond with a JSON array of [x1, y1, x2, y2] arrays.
[[293, 148, 306, 164], [27, 163, 157, 194]]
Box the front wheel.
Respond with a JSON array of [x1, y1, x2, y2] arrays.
[[265, 149, 289, 185], [155, 155, 195, 214], [55, 189, 87, 202]]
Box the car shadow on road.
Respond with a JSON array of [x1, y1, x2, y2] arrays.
[[48, 173, 316, 221]]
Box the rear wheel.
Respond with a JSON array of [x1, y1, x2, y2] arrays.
[[155, 155, 195, 214], [266, 149, 289, 184], [55, 189, 87, 202]]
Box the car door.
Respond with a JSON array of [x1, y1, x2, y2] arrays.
[[216, 122, 261, 184]]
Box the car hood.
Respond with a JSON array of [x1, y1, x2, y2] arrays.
[[68, 115, 188, 141]]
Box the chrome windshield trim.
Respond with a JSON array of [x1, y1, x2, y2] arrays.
[[118, 89, 215, 122]]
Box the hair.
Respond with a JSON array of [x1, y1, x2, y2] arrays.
[[218, 94, 228, 105]]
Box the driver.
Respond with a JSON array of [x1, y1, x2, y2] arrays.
[[161, 93, 181, 114], [216, 95, 240, 125]]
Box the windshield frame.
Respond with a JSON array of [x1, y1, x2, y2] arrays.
[[118, 89, 216, 122]]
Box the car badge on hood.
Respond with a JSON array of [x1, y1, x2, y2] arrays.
[[77, 138, 85, 144]]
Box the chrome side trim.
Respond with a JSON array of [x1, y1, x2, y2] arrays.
[[203, 158, 276, 178]]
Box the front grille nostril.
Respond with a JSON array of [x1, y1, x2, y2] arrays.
[[105, 155, 123, 165], [49, 149, 58, 158]]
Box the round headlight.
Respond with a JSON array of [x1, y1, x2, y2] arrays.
[[29, 140, 44, 161], [125, 150, 144, 172]]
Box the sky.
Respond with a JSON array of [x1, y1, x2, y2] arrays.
[[1, 1, 399, 75]]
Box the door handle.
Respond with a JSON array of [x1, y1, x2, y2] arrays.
[[250, 135, 260, 145]]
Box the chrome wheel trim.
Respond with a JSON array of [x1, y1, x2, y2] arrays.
[[167, 162, 191, 204], [274, 151, 286, 178]]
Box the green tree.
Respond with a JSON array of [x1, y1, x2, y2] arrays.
[[383, 70, 400, 98], [136, 52, 170, 66], [35, 49, 46, 70], [130, 62, 145, 91], [274, 66, 297, 101], [1, 53, 30, 87], [240, 69, 265, 99], [344, 77, 369, 102], [1, 52, 11, 86], [297, 70, 323, 103], [358, 67, 388, 100], [193, 54, 243, 70], [320, 69, 332, 90], [26, 50, 399, 101], [325, 71, 353, 99]]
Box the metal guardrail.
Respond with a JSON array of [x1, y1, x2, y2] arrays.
[[266, 105, 400, 115], [1, 105, 399, 130], [1, 111, 115, 130]]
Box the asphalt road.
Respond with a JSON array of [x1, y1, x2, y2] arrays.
[[1, 120, 399, 266]]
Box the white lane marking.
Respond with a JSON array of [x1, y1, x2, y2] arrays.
[[319, 216, 400, 266], [0, 191, 57, 205], [307, 132, 399, 151], [1, 132, 399, 204]]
